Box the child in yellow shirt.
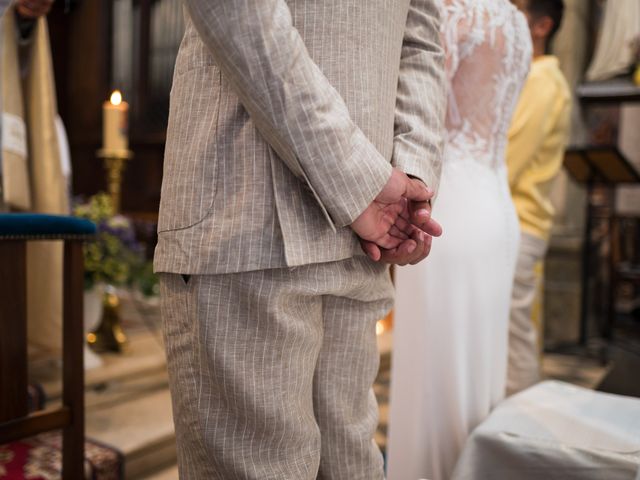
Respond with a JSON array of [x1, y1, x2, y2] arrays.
[[507, 0, 571, 395]]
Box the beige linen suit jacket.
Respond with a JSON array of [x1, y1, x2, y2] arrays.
[[154, 0, 446, 275]]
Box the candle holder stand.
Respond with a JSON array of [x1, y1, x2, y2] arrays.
[[89, 149, 134, 353], [97, 149, 133, 214], [87, 285, 128, 353]]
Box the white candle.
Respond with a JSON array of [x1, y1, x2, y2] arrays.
[[102, 90, 129, 152]]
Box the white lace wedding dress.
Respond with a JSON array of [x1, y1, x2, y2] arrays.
[[387, 1, 532, 479]]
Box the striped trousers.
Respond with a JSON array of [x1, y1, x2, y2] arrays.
[[160, 257, 394, 479], [507, 231, 548, 396]]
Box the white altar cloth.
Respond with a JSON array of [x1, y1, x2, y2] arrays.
[[452, 381, 640, 480]]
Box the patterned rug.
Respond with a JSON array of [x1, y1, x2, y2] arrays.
[[0, 432, 123, 480]]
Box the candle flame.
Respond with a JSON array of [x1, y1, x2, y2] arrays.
[[110, 90, 123, 106]]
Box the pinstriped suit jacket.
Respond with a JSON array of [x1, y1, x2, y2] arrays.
[[154, 0, 446, 275]]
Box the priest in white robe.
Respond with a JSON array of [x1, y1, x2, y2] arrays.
[[1, 0, 71, 359]]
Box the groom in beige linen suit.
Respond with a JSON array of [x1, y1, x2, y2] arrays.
[[154, 0, 445, 478]]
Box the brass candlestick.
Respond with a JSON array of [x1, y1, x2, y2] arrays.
[[97, 149, 133, 213], [88, 149, 134, 353], [87, 285, 128, 353]]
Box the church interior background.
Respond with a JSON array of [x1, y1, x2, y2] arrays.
[[1, 0, 640, 478]]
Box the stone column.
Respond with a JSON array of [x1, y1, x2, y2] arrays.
[[544, 0, 594, 346], [549, 0, 592, 234]]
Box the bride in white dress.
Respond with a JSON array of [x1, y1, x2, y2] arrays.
[[387, 1, 532, 479]]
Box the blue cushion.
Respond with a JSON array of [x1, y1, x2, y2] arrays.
[[0, 214, 96, 239]]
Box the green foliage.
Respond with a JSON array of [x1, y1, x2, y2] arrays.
[[134, 261, 160, 297], [74, 193, 144, 290]]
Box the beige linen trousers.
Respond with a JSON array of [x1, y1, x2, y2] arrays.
[[154, 0, 445, 478]]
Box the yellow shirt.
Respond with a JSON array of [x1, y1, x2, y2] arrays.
[[507, 56, 571, 241]]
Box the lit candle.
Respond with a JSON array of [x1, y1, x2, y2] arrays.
[[102, 90, 129, 152]]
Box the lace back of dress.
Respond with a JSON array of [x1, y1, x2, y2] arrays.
[[440, 0, 532, 169]]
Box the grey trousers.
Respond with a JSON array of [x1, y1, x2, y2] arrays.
[[160, 257, 394, 479], [507, 231, 548, 396]]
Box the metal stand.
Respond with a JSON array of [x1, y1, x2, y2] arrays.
[[559, 146, 640, 354], [88, 149, 134, 352], [579, 178, 594, 345], [97, 149, 134, 214], [87, 285, 127, 353]]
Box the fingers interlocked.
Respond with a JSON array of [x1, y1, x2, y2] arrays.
[[361, 174, 442, 265]]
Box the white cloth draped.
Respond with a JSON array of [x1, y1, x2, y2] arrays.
[[453, 381, 640, 480], [586, 0, 640, 81]]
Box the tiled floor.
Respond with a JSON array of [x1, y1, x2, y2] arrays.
[[542, 352, 610, 389]]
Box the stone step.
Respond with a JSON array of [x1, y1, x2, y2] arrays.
[[29, 328, 176, 479], [32, 331, 167, 401], [139, 464, 179, 480], [73, 330, 175, 479], [86, 387, 176, 479]]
